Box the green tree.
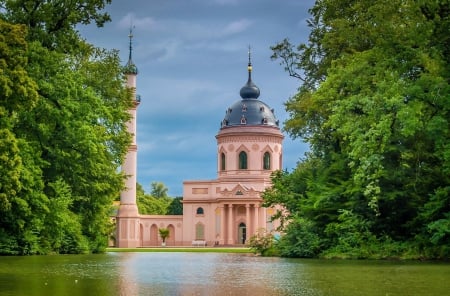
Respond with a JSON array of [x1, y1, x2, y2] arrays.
[[1, 0, 111, 51], [151, 181, 169, 198], [167, 197, 183, 215], [0, 1, 132, 254], [158, 228, 170, 245], [136, 183, 170, 215], [269, 0, 449, 258], [0, 19, 46, 255]]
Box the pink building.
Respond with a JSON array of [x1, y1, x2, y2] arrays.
[[115, 41, 283, 247]]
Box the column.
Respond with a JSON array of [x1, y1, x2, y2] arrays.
[[220, 204, 225, 245], [227, 204, 234, 245], [245, 204, 251, 240], [254, 204, 260, 233]]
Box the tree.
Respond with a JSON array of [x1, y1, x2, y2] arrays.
[[269, 0, 450, 258], [0, 1, 131, 254], [0, 0, 111, 51], [167, 197, 183, 215], [151, 181, 169, 198], [158, 228, 170, 245]]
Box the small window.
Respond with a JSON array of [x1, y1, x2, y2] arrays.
[[242, 104, 247, 112], [260, 106, 264, 112], [239, 151, 248, 169], [263, 152, 271, 170], [240, 115, 247, 125], [196, 207, 204, 215], [262, 117, 268, 124], [220, 153, 226, 171]]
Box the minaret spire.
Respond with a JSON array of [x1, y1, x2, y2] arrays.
[[125, 25, 138, 75], [128, 27, 133, 62]]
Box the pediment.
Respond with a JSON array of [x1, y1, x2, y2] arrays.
[[220, 183, 258, 197]]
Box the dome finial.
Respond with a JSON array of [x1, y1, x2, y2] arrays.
[[247, 45, 252, 73], [239, 45, 260, 99]]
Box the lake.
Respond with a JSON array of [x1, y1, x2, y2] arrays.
[[0, 252, 449, 295]]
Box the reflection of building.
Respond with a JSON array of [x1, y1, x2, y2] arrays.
[[115, 38, 283, 247]]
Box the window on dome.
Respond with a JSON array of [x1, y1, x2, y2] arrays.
[[240, 116, 247, 125], [242, 104, 247, 112], [196, 207, 204, 215], [220, 153, 226, 171], [239, 151, 248, 169], [263, 152, 271, 170], [262, 117, 268, 124], [260, 106, 264, 112]]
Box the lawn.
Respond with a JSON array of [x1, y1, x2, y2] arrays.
[[106, 247, 253, 253]]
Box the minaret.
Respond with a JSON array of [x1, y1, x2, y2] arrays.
[[116, 28, 141, 248]]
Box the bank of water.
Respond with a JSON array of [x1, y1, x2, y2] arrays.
[[0, 252, 449, 295]]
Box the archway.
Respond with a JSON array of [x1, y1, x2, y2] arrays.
[[167, 224, 175, 246], [238, 222, 246, 244], [150, 224, 158, 246]]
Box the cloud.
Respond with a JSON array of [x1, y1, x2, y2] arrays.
[[221, 19, 252, 35], [118, 13, 157, 31]]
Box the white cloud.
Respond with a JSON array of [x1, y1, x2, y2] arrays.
[[118, 13, 157, 31], [221, 19, 252, 35]]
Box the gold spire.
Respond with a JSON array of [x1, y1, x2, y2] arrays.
[[247, 45, 252, 72]]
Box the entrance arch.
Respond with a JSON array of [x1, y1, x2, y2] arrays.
[[167, 224, 175, 246], [150, 224, 158, 246], [238, 222, 246, 244]]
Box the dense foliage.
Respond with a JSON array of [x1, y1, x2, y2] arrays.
[[136, 182, 183, 215], [266, 0, 449, 259], [0, 0, 132, 254]]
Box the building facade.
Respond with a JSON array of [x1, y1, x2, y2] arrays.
[[115, 45, 283, 247]]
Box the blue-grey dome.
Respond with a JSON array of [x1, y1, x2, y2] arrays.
[[221, 98, 279, 128], [221, 54, 279, 128]]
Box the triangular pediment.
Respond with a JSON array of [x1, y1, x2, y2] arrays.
[[220, 183, 258, 197]]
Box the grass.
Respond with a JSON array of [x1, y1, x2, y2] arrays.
[[106, 247, 253, 253]]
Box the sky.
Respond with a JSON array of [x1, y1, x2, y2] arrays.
[[78, 0, 314, 196]]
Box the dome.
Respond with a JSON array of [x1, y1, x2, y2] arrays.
[[221, 99, 279, 128], [124, 60, 138, 75], [220, 51, 279, 129]]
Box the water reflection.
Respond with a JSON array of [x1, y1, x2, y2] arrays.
[[0, 252, 449, 295]]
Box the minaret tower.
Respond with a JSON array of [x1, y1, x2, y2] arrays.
[[116, 28, 141, 248]]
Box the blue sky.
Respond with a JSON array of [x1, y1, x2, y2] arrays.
[[78, 0, 314, 196]]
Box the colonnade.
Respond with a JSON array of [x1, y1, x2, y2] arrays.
[[219, 203, 266, 245]]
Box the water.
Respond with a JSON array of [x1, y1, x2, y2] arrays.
[[0, 252, 449, 295]]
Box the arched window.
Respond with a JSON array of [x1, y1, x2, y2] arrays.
[[196, 207, 204, 215], [263, 152, 271, 170], [239, 151, 247, 169], [220, 152, 226, 171], [196, 223, 205, 240]]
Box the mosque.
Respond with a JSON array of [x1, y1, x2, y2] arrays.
[[115, 34, 284, 247]]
